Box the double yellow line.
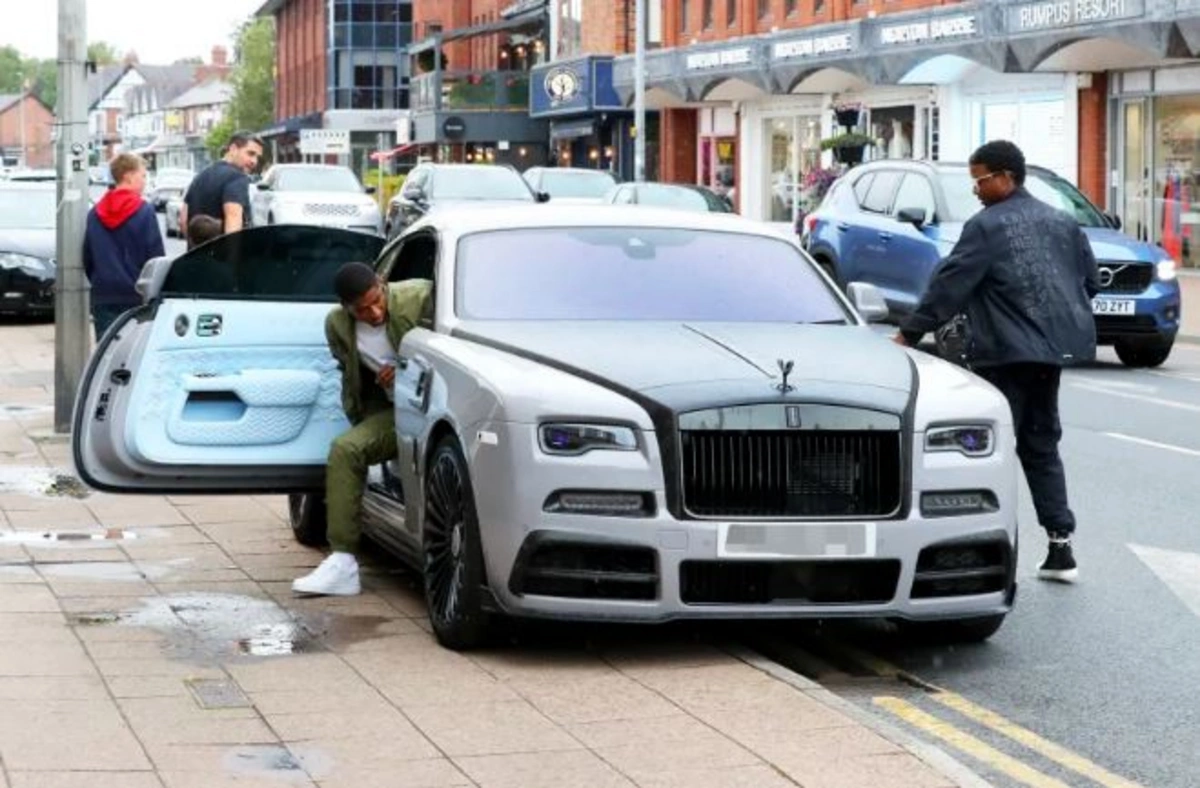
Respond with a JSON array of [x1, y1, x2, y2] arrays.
[[830, 642, 1143, 788]]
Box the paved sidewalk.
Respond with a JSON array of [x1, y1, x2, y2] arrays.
[[1178, 271, 1199, 341], [0, 322, 990, 788]]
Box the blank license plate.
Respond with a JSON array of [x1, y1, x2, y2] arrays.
[[1093, 298, 1135, 316], [3, 292, 22, 299], [718, 522, 876, 558]]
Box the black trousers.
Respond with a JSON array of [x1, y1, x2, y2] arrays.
[[975, 363, 1076, 535]]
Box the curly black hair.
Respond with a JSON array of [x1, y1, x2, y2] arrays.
[[334, 262, 378, 305], [969, 140, 1026, 185]]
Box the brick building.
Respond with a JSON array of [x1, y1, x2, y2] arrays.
[[0, 93, 54, 169], [257, 0, 414, 174], [611, 0, 1200, 271], [407, 0, 551, 165]]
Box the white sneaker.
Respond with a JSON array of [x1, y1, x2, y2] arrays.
[[292, 552, 361, 596]]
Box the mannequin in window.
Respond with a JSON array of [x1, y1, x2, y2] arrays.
[[888, 119, 911, 160]]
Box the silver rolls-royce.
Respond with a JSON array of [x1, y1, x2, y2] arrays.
[[73, 206, 1018, 650]]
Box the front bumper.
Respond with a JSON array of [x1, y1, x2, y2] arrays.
[[468, 421, 1018, 624], [0, 281, 55, 315], [1092, 280, 1181, 345]]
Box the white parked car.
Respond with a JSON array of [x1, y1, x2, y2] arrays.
[[74, 207, 1018, 650], [251, 164, 383, 235], [522, 166, 617, 204]]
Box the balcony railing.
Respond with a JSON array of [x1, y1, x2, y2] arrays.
[[411, 70, 531, 112]]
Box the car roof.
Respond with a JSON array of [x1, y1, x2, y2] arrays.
[[271, 163, 351, 171], [418, 203, 791, 238], [851, 159, 1056, 176], [0, 180, 56, 191]]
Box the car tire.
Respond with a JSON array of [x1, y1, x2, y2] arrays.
[[422, 435, 491, 651], [288, 492, 328, 548], [898, 613, 1007, 644], [1114, 338, 1173, 368]]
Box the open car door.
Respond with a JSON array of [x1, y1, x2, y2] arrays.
[[73, 225, 386, 493]]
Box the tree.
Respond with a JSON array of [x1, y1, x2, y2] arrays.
[[226, 18, 275, 135], [0, 46, 26, 93], [205, 116, 234, 161], [23, 58, 58, 113], [87, 41, 119, 66]]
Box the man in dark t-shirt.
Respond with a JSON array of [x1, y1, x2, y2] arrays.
[[180, 130, 263, 246]]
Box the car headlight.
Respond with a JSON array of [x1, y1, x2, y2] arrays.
[[1156, 258, 1177, 281], [0, 252, 54, 275], [924, 425, 993, 457], [539, 423, 638, 455]]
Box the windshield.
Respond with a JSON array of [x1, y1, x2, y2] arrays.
[[939, 168, 1109, 227], [456, 227, 849, 323], [537, 170, 617, 198], [638, 184, 725, 213], [0, 188, 57, 230], [276, 167, 363, 193], [432, 167, 533, 201]]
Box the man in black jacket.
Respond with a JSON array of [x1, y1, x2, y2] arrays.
[[896, 141, 1099, 583]]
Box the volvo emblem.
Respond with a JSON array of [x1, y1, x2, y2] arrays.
[[1097, 265, 1121, 289], [776, 359, 795, 394]]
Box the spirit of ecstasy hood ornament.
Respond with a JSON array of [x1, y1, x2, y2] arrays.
[[776, 359, 794, 393]]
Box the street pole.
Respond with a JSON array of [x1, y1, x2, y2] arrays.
[[633, 0, 646, 182], [18, 79, 28, 167], [54, 0, 90, 434]]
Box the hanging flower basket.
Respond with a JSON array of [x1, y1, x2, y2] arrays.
[[821, 132, 874, 166], [832, 102, 862, 130]]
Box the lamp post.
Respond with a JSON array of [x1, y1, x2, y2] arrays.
[[633, 0, 646, 182]]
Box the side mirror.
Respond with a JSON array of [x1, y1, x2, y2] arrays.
[[536, 191, 551, 203], [403, 185, 426, 203], [136, 256, 171, 303], [847, 281, 889, 323], [1106, 212, 1122, 230], [365, 185, 377, 195], [255, 182, 270, 191], [896, 207, 927, 227]]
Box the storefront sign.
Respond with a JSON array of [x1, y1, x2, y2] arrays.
[[298, 129, 350, 155], [442, 117, 466, 137], [1009, 0, 1144, 33], [772, 31, 857, 61], [685, 47, 753, 71], [878, 14, 978, 46]]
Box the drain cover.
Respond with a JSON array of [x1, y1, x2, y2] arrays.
[[187, 678, 252, 709]]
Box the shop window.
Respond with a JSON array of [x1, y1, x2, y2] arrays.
[[1154, 94, 1200, 269], [867, 106, 914, 160], [762, 115, 823, 222]]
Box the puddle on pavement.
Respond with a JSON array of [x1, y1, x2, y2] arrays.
[[0, 528, 136, 545], [0, 466, 93, 499], [0, 403, 51, 417], [72, 592, 396, 664]]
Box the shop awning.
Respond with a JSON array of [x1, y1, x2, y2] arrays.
[[369, 143, 417, 163]]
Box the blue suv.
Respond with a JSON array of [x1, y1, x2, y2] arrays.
[[802, 161, 1183, 368]]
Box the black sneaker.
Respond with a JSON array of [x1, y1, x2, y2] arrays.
[[1038, 534, 1078, 583]]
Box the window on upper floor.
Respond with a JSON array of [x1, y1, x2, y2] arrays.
[[758, 0, 770, 18], [726, 0, 736, 26], [681, 0, 690, 32], [785, 0, 798, 15], [702, 0, 713, 27]]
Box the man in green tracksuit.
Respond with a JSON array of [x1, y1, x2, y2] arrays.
[[292, 262, 433, 596]]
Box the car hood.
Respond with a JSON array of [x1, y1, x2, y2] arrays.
[[455, 320, 914, 414], [921, 222, 1158, 264], [546, 196, 607, 205], [0, 229, 56, 260], [1081, 226, 1160, 262]]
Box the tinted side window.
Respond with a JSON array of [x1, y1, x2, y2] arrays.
[[861, 171, 902, 214], [162, 226, 385, 301], [852, 173, 875, 207], [892, 174, 937, 221]]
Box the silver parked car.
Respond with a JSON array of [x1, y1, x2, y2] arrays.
[[73, 207, 1018, 650], [252, 164, 383, 235]]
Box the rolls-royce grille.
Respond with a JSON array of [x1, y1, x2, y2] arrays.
[[681, 430, 903, 518], [1097, 262, 1152, 294]]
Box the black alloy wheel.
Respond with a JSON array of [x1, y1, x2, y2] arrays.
[[422, 436, 489, 650]]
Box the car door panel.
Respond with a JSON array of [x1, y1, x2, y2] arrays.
[[74, 225, 385, 494], [885, 173, 943, 315]]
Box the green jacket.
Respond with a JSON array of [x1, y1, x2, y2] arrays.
[[325, 279, 433, 425]]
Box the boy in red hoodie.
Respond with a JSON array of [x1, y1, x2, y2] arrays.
[[83, 153, 165, 340]]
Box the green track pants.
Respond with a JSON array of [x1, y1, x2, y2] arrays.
[[326, 410, 398, 554]]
